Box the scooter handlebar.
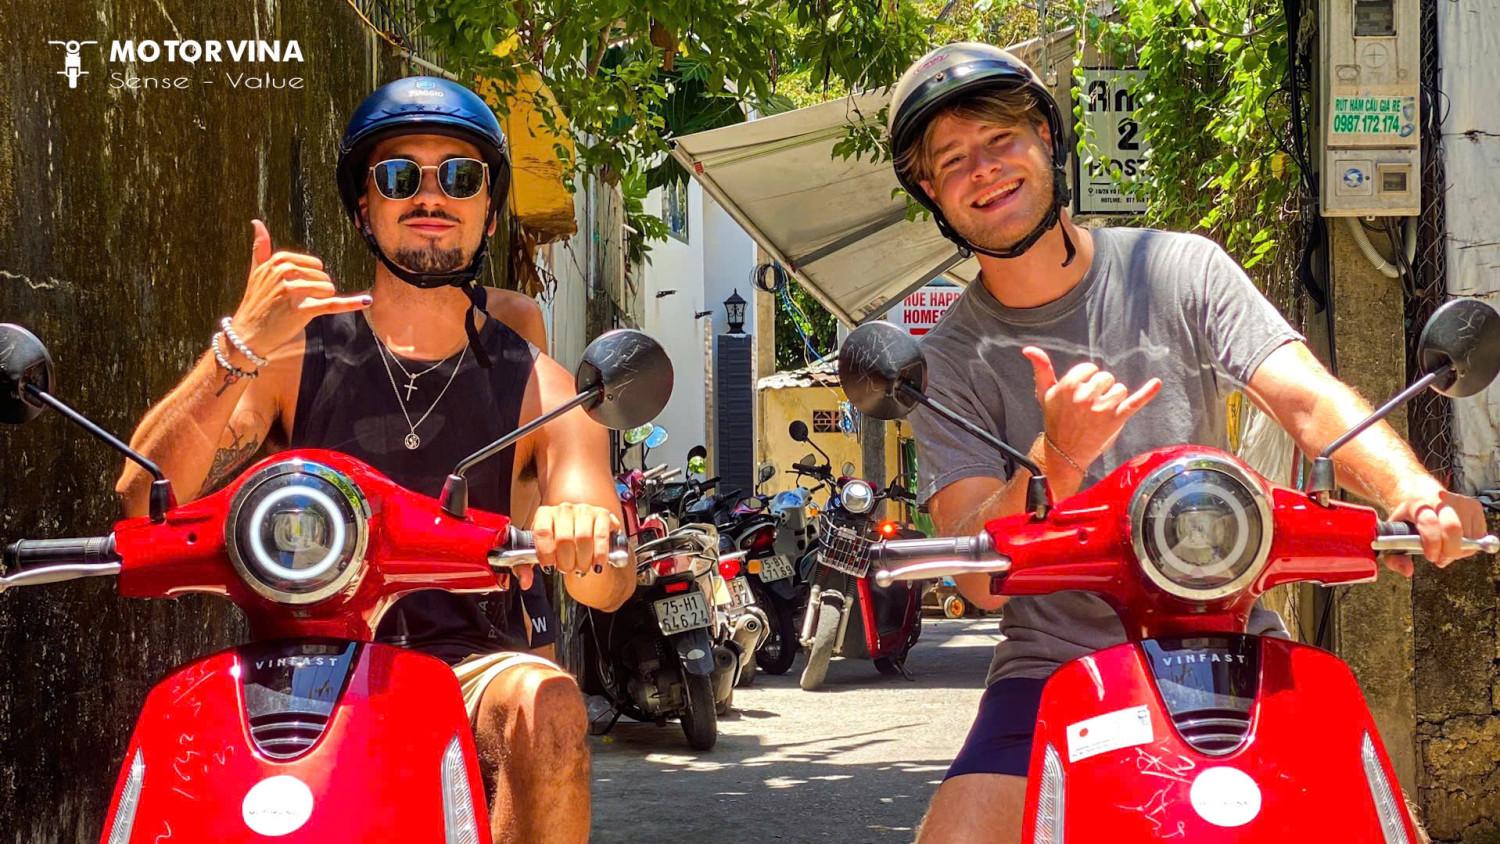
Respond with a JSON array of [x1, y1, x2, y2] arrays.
[[1371, 520, 1499, 555], [0, 536, 121, 594], [490, 527, 631, 571], [870, 533, 1008, 587]]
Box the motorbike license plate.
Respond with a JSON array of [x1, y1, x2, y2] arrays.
[[729, 576, 755, 609], [759, 554, 795, 583], [653, 591, 710, 634]]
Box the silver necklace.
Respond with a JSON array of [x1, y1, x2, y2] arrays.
[[374, 337, 467, 450]]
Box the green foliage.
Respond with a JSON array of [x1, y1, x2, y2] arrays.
[[774, 280, 842, 371], [1071, 0, 1302, 274]]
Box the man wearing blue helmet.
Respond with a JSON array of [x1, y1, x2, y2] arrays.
[[116, 76, 626, 842]]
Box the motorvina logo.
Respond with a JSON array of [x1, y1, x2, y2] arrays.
[[50, 39, 306, 90]]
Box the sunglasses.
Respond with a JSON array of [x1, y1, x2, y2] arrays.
[[367, 157, 489, 201]]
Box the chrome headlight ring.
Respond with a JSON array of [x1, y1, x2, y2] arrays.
[[225, 460, 371, 605], [1126, 454, 1273, 602], [840, 479, 875, 515]]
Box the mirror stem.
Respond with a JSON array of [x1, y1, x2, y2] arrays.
[[441, 387, 601, 518], [24, 383, 174, 523], [1306, 364, 1450, 503], [902, 384, 1052, 517]]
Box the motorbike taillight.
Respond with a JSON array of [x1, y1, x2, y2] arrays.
[[719, 556, 742, 580], [655, 558, 681, 577], [741, 524, 777, 556]]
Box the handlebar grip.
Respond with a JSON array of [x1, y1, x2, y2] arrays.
[[4, 536, 118, 569], [869, 533, 1007, 587], [506, 527, 629, 553], [1371, 520, 1500, 555], [1376, 520, 1417, 537]]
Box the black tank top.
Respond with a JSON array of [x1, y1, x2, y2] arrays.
[[291, 310, 536, 662]]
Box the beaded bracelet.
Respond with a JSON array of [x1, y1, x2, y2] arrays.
[[211, 331, 258, 382], [220, 317, 269, 368]]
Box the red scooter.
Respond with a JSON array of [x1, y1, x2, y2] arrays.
[[0, 324, 671, 842], [792, 420, 927, 691], [836, 299, 1500, 841]]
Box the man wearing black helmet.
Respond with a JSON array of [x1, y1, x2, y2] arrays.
[[116, 76, 627, 843], [889, 43, 1482, 841]]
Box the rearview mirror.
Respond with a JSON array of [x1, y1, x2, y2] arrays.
[[798, 453, 817, 468], [622, 423, 656, 446], [445, 329, 672, 516], [575, 329, 674, 429], [838, 321, 926, 420], [0, 324, 53, 425], [757, 462, 776, 483], [788, 420, 810, 442], [1418, 298, 1500, 398], [644, 426, 670, 449]]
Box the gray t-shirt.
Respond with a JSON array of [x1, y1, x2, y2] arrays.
[[911, 227, 1302, 686]]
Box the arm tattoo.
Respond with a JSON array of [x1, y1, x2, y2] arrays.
[[202, 425, 261, 495]]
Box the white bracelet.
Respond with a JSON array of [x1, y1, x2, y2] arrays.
[[211, 331, 257, 381], [220, 317, 269, 368]]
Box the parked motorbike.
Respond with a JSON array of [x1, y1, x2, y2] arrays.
[[792, 422, 926, 691], [578, 522, 729, 749], [0, 325, 670, 842], [591, 440, 754, 740], [838, 302, 1500, 841]]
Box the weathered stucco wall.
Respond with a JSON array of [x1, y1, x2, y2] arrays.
[[1328, 221, 1421, 793], [0, 2, 414, 839], [1329, 217, 1500, 841]]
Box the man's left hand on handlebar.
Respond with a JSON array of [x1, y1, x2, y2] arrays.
[[1384, 478, 1489, 576], [531, 502, 625, 579]]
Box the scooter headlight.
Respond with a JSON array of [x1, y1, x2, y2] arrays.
[[226, 460, 370, 605], [840, 479, 875, 514], [1127, 455, 1272, 601]]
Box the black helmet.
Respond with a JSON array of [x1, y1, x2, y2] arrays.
[[337, 76, 514, 364], [888, 43, 1074, 265]]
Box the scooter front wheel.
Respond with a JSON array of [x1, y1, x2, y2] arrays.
[[799, 604, 840, 691], [680, 673, 718, 750]]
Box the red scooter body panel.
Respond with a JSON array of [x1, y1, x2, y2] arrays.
[[110, 449, 512, 641], [1019, 636, 1416, 841], [101, 642, 490, 843]]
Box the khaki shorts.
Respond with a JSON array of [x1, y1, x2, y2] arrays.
[[452, 651, 563, 725]]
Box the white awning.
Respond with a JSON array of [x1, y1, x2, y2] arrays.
[[670, 30, 1075, 326]]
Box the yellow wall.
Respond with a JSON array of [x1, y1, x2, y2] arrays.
[[756, 383, 902, 498]]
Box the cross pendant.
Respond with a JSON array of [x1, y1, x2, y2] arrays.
[[403, 378, 419, 401]]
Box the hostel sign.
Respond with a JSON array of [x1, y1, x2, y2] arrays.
[[1076, 68, 1148, 215], [885, 282, 962, 336]]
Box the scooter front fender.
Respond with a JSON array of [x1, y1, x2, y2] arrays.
[[1021, 635, 1418, 841], [671, 627, 717, 677], [100, 640, 489, 843]]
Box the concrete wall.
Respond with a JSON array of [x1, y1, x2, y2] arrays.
[[0, 3, 444, 838], [637, 180, 757, 472], [757, 384, 900, 498], [1326, 221, 1421, 794]]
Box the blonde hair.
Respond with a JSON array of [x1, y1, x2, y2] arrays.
[[895, 87, 1043, 185]]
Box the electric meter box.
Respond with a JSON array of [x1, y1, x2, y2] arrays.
[[1319, 0, 1421, 216]]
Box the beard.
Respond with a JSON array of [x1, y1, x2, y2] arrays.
[[392, 242, 467, 273], [948, 167, 1056, 255]]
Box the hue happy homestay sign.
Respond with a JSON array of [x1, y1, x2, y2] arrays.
[[885, 282, 962, 336]]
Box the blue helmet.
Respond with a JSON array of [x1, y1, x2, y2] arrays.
[[337, 76, 510, 230], [336, 76, 511, 292], [336, 76, 514, 366]]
